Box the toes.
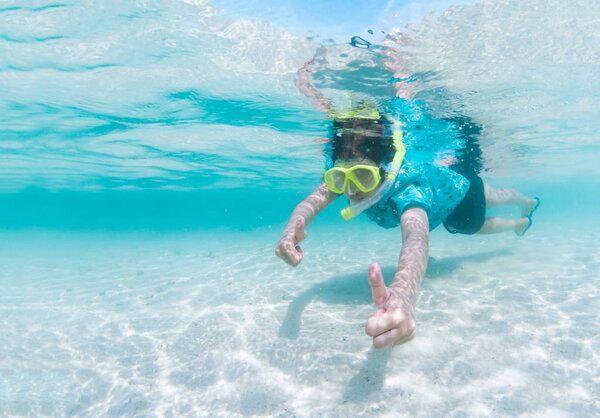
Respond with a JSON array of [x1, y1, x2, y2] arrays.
[[515, 216, 532, 237]]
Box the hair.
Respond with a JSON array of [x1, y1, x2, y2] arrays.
[[329, 116, 395, 167]]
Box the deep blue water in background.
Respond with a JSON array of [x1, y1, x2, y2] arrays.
[[0, 178, 599, 231]]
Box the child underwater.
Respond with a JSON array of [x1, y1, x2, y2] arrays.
[[276, 61, 540, 350]]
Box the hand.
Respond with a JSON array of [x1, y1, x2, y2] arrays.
[[275, 217, 307, 267], [365, 263, 416, 349]]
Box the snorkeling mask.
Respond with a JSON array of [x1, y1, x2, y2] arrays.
[[325, 118, 406, 221], [341, 123, 405, 220], [324, 164, 381, 194]]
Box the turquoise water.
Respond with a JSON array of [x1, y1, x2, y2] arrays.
[[2, 0, 600, 416]]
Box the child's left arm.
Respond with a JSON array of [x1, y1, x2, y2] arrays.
[[295, 57, 332, 114], [365, 206, 429, 348]]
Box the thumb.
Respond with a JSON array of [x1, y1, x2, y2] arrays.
[[368, 263, 387, 308], [294, 217, 307, 243]]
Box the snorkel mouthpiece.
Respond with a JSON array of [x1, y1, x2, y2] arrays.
[[340, 121, 406, 220], [340, 207, 355, 221]]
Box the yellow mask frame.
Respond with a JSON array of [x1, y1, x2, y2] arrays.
[[324, 164, 381, 194]]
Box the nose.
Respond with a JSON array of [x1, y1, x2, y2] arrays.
[[346, 181, 360, 196]]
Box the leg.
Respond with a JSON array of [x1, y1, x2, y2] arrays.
[[483, 183, 538, 216], [477, 217, 530, 236]]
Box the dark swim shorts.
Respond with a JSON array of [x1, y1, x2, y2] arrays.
[[442, 170, 486, 235], [442, 116, 486, 235]]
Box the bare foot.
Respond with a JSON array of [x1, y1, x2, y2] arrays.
[[515, 217, 531, 236], [521, 197, 540, 217]]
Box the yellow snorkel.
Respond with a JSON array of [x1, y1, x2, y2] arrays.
[[339, 120, 406, 220]]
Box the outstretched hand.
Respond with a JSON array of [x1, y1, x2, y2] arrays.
[[275, 217, 307, 267], [365, 263, 416, 349]]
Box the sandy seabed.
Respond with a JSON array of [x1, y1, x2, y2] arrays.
[[1, 222, 599, 417]]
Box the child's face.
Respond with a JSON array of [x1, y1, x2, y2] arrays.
[[334, 158, 382, 201]]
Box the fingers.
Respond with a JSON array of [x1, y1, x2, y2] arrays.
[[366, 309, 416, 349], [373, 327, 415, 349], [274, 217, 307, 267], [368, 263, 387, 308], [275, 240, 303, 267], [365, 309, 406, 337], [294, 217, 307, 244]]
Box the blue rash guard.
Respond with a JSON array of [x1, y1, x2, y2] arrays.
[[363, 158, 470, 230]]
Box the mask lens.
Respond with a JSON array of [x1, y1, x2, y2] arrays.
[[330, 170, 347, 191], [353, 167, 376, 189], [325, 169, 347, 193]]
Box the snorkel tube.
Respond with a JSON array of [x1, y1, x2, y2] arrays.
[[340, 122, 406, 220]]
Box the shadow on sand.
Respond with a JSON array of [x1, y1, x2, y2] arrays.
[[278, 248, 511, 399]]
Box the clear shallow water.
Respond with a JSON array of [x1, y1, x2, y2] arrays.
[[1, 0, 600, 416], [1, 225, 599, 415]]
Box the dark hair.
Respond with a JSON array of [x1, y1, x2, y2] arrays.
[[330, 117, 395, 167]]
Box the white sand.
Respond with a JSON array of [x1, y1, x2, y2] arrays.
[[0, 224, 599, 416]]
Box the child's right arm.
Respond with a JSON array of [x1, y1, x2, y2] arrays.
[[275, 183, 338, 266], [382, 33, 414, 101]]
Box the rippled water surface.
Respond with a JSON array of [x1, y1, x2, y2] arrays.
[[1, 0, 600, 416]]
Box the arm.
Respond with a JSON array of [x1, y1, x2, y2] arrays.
[[365, 206, 429, 348], [294, 57, 332, 114], [275, 183, 338, 267], [382, 31, 415, 100]]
